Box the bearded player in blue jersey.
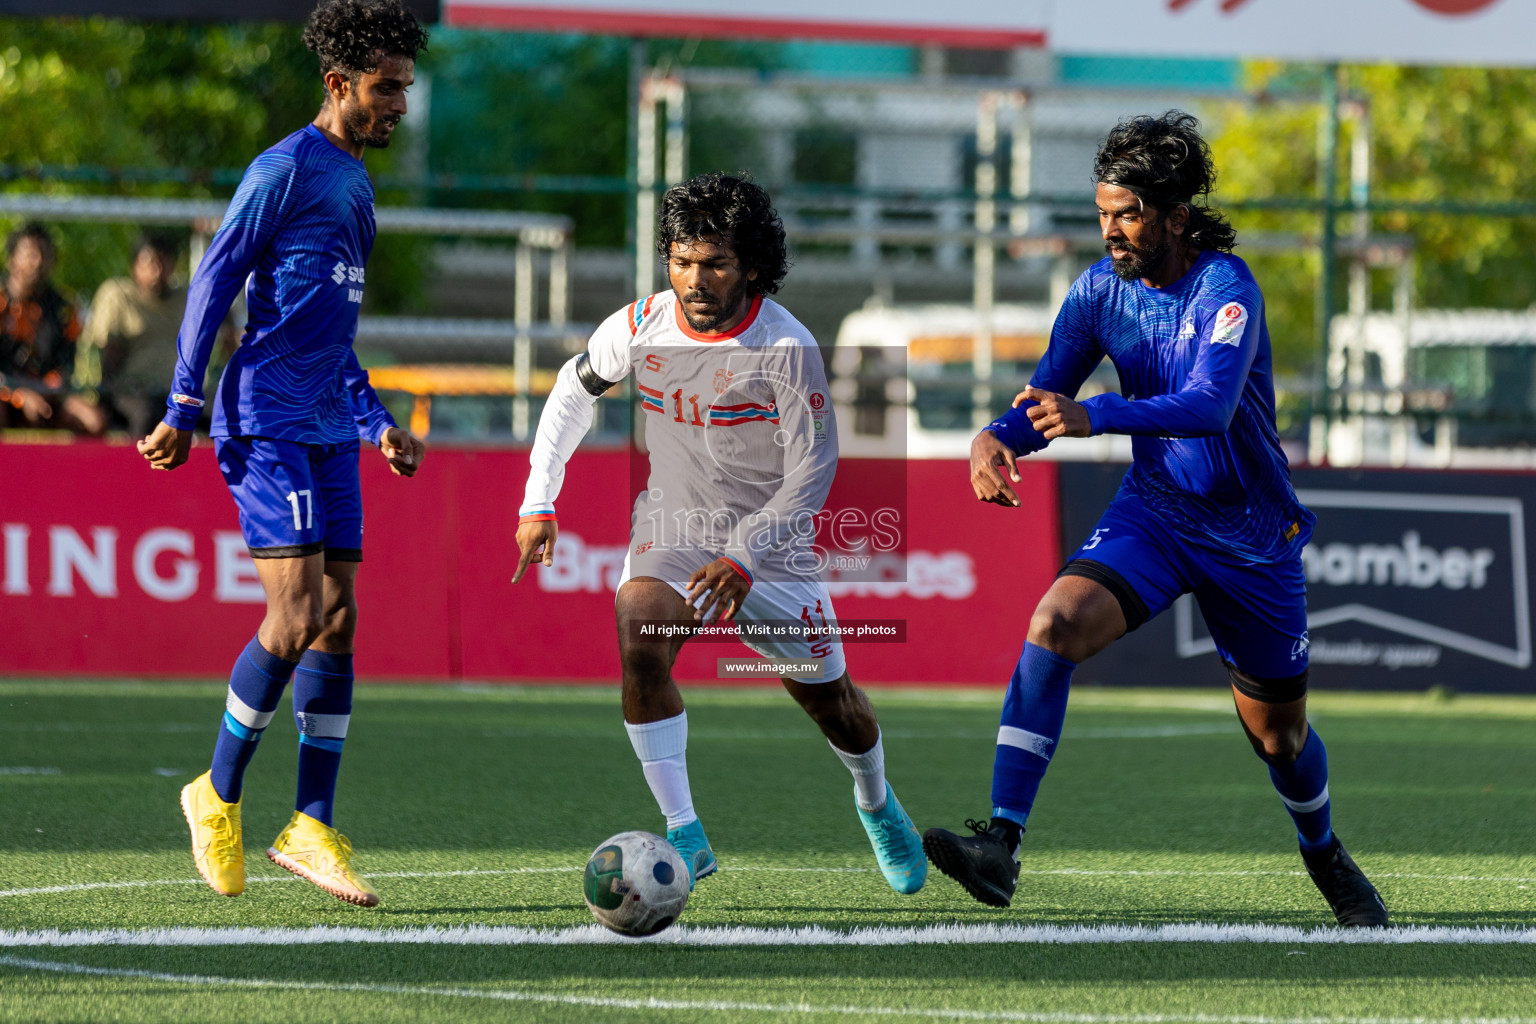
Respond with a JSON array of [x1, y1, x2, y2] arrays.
[[137, 0, 428, 907], [922, 112, 1387, 928]]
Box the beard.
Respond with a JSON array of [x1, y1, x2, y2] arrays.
[[678, 280, 750, 333], [1105, 236, 1170, 281], [342, 103, 398, 149]]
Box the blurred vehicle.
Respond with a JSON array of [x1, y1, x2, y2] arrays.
[[831, 300, 1129, 459], [1325, 309, 1536, 467]]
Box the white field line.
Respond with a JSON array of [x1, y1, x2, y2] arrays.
[[4, 922, 1536, 948], [4, 865, 1535, 901], [0, 867, 577, 899], [7, 954, 1535, 1024], [0, 723, 1235, 741]]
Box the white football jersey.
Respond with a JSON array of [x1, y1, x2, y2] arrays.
[[522, 290, 837, 580]]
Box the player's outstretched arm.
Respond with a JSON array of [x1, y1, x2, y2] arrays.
[[378, 426, 425, 477], [137, 420, 194, 471], [511, 519, 557, 584], [970, 429, 1022, 507]]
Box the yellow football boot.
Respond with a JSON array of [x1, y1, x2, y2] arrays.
[[180, 771, 244, 897], [266, 811, 380, 907]]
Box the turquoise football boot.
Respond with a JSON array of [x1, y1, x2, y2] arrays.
[[856, 782, 927, 894], [666, 818, 718, 890]]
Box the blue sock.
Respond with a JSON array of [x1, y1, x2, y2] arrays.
[[292, 650, 353, 826], [208, 637, 298, 803], [990, 642, 1075, 827], [1264, 725, 1333, 851]]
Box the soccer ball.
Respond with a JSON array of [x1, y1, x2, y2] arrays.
[[582, 831, 690, 937]]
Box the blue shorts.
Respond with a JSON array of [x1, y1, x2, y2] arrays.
[[1063, 490, 1309, 685], [215, 436, 364, 560]]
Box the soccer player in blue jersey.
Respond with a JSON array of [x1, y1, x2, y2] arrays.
[[136, 0, 428, 907], [922, 112, 1387, 927]]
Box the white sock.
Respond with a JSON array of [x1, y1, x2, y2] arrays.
[[830, 729, 887, 812], [625, 712, 696, 831]]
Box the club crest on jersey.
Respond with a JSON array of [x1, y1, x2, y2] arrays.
[[713, 368, 734, 393], [1210, 302, 1248, 346]]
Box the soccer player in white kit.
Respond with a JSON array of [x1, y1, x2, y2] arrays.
[[512, 172, 926, 894]]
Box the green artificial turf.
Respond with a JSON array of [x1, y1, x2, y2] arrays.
[[1, 680, 1534, 1022]]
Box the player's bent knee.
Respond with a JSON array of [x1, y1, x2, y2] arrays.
[[784, 672, 854, 716], [1228, 662, 1310, 764], [1027, 604, 1104, 662], [1247, 725, 1308, 765], [620, 646, 673, 688], [318, 602, 358, 646]]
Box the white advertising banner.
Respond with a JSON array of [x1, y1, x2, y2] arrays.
[[447, 0, 1533, 67], [445, 0, 1049, 48], [1050, 0, 1531, 68]]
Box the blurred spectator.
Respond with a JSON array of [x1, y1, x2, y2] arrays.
[[78, 231, 237, 439], [0, 222, 104, 434]]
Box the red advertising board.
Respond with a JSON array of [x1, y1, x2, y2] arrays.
[[0, 440, 1058, 686]]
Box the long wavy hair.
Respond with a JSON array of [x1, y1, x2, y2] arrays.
[[1093, 110, 1237, 254]]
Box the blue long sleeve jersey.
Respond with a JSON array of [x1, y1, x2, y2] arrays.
[[989, 251, 1313, 562], [164, 124, 394, 445]]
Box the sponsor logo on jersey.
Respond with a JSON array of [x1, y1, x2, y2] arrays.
[[809, 392, 826, 411], [171, 393, 204, 408], [1210, 302, 1248, 346], [331, 262, 365, 286], [1291, 632, 1310, 661], [1179, 320, 1196, 339], [644, 354, 668, 374]]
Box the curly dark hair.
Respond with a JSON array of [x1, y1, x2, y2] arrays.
[[1094, 110, 1237, 254], [656, 172, 790, 295], [302, 0, 428, 81]]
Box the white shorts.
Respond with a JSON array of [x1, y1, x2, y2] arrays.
[[619, 542, 846, 684]]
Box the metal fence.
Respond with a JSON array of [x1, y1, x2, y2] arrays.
[[6, 55, 1536, 464]]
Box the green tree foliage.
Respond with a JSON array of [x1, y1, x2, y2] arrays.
[[0, 20, 783, 309], [0, 18, 320, 298], [1208, 62, 1536, 376], [0, 17, 432, 311], [427, 30, 783, 247]]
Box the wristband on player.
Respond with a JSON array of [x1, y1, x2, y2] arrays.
[[519, 510, 557, 524], [720, 555, 753, 584]]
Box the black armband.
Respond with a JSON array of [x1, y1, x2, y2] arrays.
[[574, 353, 618, 398]]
